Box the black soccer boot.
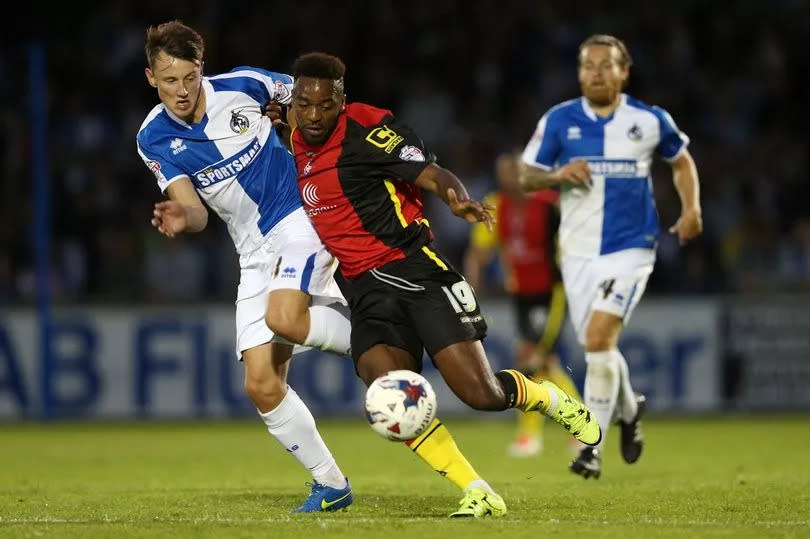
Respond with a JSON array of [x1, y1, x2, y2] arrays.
[[569, 446, 601, 479], [619, 393, 646, 464]]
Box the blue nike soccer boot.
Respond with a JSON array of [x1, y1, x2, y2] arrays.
[[292, 478, 354, 513]]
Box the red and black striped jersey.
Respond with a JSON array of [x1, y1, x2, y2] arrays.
[[291, 103, 436, 279]]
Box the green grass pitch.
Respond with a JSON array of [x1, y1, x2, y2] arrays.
[[2, 415, 809, 538]]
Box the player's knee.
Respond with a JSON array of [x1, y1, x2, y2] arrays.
[[584, 328, 614, 352], [244, 373, 286, 410]]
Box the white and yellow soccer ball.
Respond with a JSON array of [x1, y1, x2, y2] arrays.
[[364, 370, 438, 441]]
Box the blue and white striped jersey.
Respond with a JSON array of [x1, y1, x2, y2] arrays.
[[137, 66, 299, 255], [521, 94, 689, 258]]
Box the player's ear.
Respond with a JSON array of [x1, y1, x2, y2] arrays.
[[145, 67, 157, 88]]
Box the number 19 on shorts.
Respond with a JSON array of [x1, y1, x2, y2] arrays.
[[441, 281, 478, 313]]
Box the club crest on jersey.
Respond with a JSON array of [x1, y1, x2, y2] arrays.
[[567, 126, 582, 140], [303, 159, 314, 176], [399, 145, 425, 162], [627, 123, 643, 141], [170, 138, 188, 155], [230, 110, 250, 134]]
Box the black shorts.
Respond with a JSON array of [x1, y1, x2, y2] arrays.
[[513, 283, 567, 352], [336, 247, 488, 371]]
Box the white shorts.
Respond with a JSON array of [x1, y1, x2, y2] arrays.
[[561, 248, 655, 344], [235, 207, 344, 359]]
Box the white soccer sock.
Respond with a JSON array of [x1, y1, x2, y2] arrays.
[[466, 479, 496, 494], [303, 302, 352, 357], [258, 386, 346, 488], [584, 350, 621, 450], [614, 349, 639, 423]]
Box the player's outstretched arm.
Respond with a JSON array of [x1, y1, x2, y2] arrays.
[[415, 163, 494, 230], [519, 160, 592, 192], [151, 178, 209, 238], [668, 149, 702, 245]]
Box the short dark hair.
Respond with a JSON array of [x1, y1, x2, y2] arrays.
[[579, 34, 633, 69], [293, 52, 346, 81], [145, 20, 204, 68]]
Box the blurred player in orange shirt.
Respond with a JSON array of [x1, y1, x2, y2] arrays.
[[465, 151, 580, 457]]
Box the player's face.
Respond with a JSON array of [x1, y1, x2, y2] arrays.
[[145, 52, 204, 122], [578, 45, 628, 107], [292, 77, 345, 146]]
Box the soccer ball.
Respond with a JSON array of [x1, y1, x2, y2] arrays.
[[364, 370, 438, 441]]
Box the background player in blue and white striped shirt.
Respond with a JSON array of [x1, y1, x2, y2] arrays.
[[136, 21, 353, 511], [520, 34, 702, 478]]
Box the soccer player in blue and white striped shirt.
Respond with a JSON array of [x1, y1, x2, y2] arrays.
[[136, 21, 353, 512], [520, 34, 702, 479]]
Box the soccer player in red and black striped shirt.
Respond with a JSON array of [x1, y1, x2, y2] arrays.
[[280, 52, 601, 516]]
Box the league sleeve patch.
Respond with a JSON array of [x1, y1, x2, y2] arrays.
[[398, 145, 425, 162], [274, 80, 293, 105], [146, 160, 161, 175]]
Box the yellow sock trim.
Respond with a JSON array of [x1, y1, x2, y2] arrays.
[[503, 369, 552, 414], [406, 418, 479, 489]]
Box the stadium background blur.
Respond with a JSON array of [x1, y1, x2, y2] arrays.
[[1, 0, 809, 421], [2, 4, 810, 536]]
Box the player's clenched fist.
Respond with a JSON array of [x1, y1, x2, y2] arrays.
[[151, 200, 188, 238]]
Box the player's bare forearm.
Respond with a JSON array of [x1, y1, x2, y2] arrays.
[[667, 150, 703, 243], [415, 163, 468, 205], [415, 164, 494, 228], [521, 160, 592, 191], [519, 162, 558, 191], [671, 151, 701, 214], [182, 204, 209, 233], [162, 179, 209, 234]]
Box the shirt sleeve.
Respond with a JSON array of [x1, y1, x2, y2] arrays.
[[268, 72, 294, 105], [652, 106, 690, 161], [136, 138, 187, 193], [231, 66, 294, 105], [355, 113, 437, 182], [521, 111, 560, 170]]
